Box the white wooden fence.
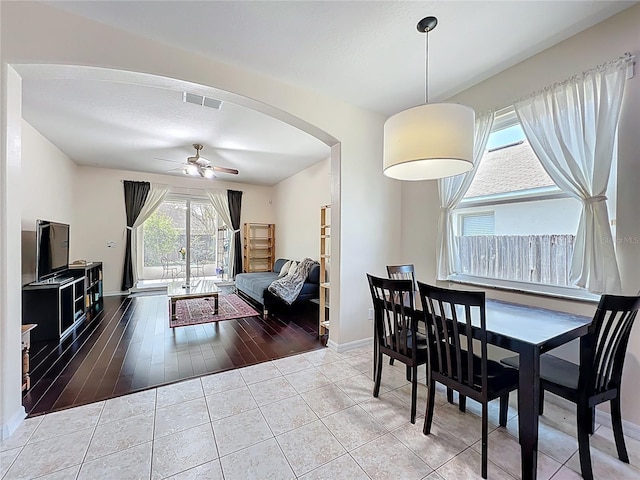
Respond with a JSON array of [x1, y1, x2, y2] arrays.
[[458, 234, 575, 286]]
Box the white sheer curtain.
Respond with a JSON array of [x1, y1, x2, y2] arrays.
[[436, 110, 495, 280], [205, 189, 236, 277], [131, 183, 171, 284], [514, 53, 633, 294]]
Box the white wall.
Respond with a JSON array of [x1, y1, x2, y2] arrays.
[[456, 197, 582, 236], [0, 65, 25, 439], [0, 1, 397, 436], [273, 157, 331, 261], [21, 121, 77, 231], [73, 166, 275, 294], [401, 4, 640, 426]]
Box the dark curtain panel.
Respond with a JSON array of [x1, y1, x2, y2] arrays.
[[228, 189, 243, 278], [121, 181, 150, 290]]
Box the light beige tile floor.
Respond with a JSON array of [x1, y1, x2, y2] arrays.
[[2, 344, 640, 479]]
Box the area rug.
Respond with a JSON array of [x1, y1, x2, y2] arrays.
[[170, 293, 260, 328]]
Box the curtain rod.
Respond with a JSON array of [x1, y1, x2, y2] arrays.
[[119, 180, 243, 194], [488, 52, 635, 116]]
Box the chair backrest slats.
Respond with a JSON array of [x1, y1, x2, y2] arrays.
[[595, 311, 625, 391], [368, 274, 416, 360], [581, 295, 640, 395], [387, 264, 416, 292], [465, 304, 474, 387], [418, 282, 488, 393]]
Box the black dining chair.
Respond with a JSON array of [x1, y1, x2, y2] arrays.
[[386, 264, 417, 368], [417, 281, 519, 479], [386, 264, 416, 289], [367, 274, 428, 424], [501, 294, 640, 480]]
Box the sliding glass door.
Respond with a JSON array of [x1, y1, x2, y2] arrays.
[[139, 195, 229, 282]]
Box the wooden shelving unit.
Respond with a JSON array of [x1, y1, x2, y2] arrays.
[[68, 262, 104, 321], [319, 205, 330, 337], [243, 223, 275, 273]]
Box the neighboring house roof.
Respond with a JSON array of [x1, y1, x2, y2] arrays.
[[465, 139, 556, 198]]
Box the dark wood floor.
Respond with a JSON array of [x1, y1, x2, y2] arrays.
[[23, 289, 325, 417]]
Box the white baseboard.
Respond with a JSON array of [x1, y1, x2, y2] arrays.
[[105, 291, 130, 297], [545, 392, 640, 442], [1, 406, 26, 441], [327, 337, 373, 354], [595, 408, 640, 442]]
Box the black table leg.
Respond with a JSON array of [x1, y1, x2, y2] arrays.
[[518, 346, 540, 480]]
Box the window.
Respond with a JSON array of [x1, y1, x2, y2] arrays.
[[138, 195, 230, 282], [460, 212, 495, 236], [450, 107, 614, 299]]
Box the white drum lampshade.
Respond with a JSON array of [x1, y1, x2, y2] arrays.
[[383, 102, 475, 181]]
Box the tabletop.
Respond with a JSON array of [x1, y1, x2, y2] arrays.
[[166, 279, 219, 298]]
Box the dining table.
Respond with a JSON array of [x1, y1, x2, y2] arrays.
[[411, 296, 593, 480]]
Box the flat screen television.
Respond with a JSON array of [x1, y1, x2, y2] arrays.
[[36, 220, 70, 281]]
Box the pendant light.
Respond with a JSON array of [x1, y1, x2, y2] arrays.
[[383, 16, 475, 181]]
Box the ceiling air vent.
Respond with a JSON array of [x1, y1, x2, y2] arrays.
[[182, 92, 223, 110]]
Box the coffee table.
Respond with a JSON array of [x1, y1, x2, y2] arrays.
[[167, 280, 220, 324]]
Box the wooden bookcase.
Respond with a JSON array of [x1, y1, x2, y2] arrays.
[[243, 223, 275, 272], [319, 205, 330, 336]]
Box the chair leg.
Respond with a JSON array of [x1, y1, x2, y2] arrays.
[[590, 407, 596, 435], [389, 357, 394, 366], [499, 393, 509, 427], [459, 395, 466, 413], [611, 396, 630, 463], [373, 351, 383, 398], [373, 341, 378, 381], [423, 376, 436, 435], [406, 365, 411, 382], [539, 389, 544, 415], [410, 365, 418, 424], [577, 404, 594, 480], [481, 403, 488, 479], [447, 387, 454, 404]]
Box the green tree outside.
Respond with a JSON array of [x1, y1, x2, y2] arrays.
[[143, 212, 178, 266]]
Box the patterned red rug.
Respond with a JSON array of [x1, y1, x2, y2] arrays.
[[170, 293, 260, 328]]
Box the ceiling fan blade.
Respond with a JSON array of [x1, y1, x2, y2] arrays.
[[211, 166, 239, 175], [155, 157, 182, 164]]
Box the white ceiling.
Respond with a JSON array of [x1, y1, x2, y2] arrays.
[[18, 1, 636, 186]]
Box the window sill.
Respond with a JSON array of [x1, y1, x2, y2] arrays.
[[446, 275, 600, 304]]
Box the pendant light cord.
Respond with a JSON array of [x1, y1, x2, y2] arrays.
[[425, 28, 429, 104]]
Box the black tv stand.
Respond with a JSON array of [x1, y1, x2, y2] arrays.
[[32, 275, 74, 286], [22, 262, 103, 343]]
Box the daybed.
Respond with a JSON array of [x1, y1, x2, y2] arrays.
[[235, 258, 320, 316]]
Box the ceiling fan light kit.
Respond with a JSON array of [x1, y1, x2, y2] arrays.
[[177, 143, 239, 180], [383, 16, 475, 181]]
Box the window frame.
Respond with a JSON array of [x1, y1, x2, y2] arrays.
[[136, 193, 227, 281]]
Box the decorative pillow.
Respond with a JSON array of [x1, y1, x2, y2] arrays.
[[278, 260, 291, 278], [287, 261, 299, 276]]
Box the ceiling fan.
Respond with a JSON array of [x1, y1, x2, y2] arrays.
[[166, 144, 239, 179]]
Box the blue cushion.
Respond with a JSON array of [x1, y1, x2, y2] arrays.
[[273, 258, 289, 273]]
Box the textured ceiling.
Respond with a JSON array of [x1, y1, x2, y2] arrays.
[[18, 1, 635, 185]]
